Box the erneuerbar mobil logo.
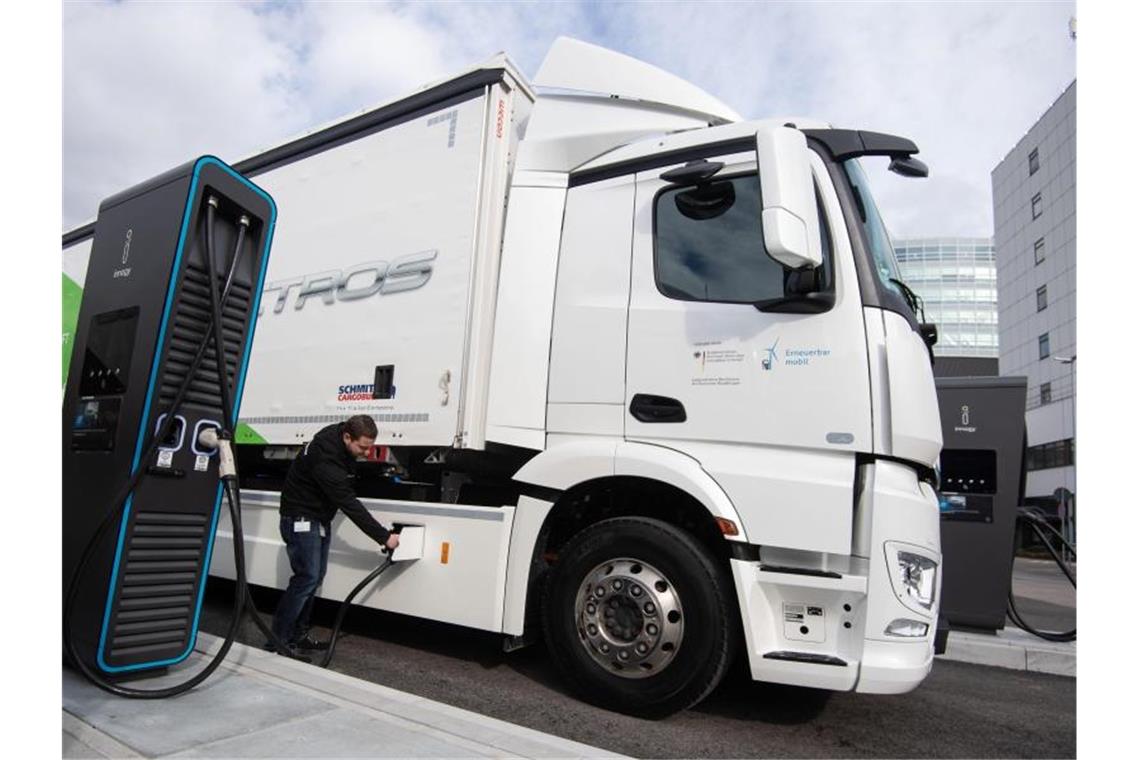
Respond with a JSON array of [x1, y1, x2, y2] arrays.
[[337, 383, 376, 402]]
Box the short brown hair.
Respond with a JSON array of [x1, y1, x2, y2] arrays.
[[344, 415, 378, 440]]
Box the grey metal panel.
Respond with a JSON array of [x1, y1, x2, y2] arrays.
[[935, 376, 1027, 630]]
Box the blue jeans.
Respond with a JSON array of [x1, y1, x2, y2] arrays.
[[271, 515, 331, 644]]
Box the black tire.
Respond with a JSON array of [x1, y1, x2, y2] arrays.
[[542, 516, 738, 718]]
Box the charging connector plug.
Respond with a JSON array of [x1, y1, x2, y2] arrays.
[[216, 433, 237, 482], [197, 426, 219, 451]]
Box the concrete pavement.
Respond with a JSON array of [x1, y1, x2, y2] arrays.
[[63, 633, 627, 759]]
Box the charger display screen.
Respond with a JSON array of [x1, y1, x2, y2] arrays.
[[71, 397, 122, 451], [79, 307, 140, 398]]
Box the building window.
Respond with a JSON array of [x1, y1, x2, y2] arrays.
[[1040, 382, 1052, 405], [1038, 333, 1050, 360], [1037, 285, 1048, 312], [1034, 237, 1045, 265], [1028, 148, 1040, 176], [1026, 438, 1074, 471], [1031, 193, 1043, 220]]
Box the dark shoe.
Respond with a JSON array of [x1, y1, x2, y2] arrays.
[[291, 634, 330, 651], [262, 640, 312, 662]]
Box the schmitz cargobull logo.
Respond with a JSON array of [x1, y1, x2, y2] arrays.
[[337, 383, 376, 401]]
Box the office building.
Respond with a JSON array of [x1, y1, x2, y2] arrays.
[[991, 80, 1076, 508], [894, 237, 999, 370]]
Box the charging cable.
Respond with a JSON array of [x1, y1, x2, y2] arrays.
[[66, 198, 398, 695], [314, 552, 394, 668], [1007, 507, 1076, 643], [64, 198, 263, 697]]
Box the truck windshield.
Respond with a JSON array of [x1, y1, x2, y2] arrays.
[[843, 159, 904, 301]]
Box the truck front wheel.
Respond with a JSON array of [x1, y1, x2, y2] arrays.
[[543, 516, 738, 718]]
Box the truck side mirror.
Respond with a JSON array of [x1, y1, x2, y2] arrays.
[[755, 127, 823, 270]]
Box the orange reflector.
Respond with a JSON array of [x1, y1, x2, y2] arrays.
[[440, 542, 451, 564], [715, 517, 739, 537]]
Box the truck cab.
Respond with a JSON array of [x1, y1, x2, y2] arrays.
[[489, 39, 943, 710]]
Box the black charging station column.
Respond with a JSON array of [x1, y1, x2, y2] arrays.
[[63, 157, 275, 677], [935, 376, 1028, 631]]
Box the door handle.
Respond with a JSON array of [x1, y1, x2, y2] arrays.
[[630, 394, 687, 423]]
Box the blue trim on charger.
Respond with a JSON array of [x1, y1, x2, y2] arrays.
[[95, 156, 276, 673], [181, 158, 276, 668]]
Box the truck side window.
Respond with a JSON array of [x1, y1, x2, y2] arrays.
[[654, 173, 832, 304]]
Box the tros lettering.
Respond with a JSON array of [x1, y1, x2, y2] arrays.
[[260, 250, 437, 315]]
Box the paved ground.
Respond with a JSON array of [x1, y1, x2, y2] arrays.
[[199, 573, 1076, 759], [1008, 557, 1075, 634], [64, 635, 623, 759]]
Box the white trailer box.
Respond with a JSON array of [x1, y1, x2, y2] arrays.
[[234, 61, 530, 450]]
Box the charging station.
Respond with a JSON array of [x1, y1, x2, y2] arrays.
[[63, 157, 275, 677], [935, 376, 1028, 631]]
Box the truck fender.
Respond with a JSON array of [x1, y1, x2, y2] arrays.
[[512, 437, 749, 543], [502, 438, 748, 636]]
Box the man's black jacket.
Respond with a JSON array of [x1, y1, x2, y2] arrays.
[[280, 422, 390, 545]]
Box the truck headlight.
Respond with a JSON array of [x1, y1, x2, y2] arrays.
[[885, 543, 938, 614]]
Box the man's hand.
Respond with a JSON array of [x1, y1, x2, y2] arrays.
[[385, 533, 400, 551]]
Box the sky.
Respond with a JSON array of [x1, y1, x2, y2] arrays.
[[63, 1, 1075, 239]]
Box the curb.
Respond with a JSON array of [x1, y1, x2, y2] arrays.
[[937, 627, 1075, 677]]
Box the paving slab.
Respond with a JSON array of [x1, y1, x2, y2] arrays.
[[63, 633, 627, 759]]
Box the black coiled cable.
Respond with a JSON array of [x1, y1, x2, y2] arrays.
[[63, 197, 305, 698], [1007, 507, 1076, 643]]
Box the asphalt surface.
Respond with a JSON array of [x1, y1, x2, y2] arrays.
[[1009, 557, 1076, 634], [200, 578, 1075, 759]]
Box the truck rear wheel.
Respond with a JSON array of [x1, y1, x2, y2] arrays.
[[543, 516, 737, 718]]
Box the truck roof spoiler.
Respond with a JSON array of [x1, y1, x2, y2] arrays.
[[534, 37, 742, 125]]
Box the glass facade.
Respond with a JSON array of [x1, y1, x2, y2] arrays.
[[893, 237, 999, 357]]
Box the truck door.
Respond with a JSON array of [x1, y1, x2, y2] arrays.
[[624, 148, 872, 554]]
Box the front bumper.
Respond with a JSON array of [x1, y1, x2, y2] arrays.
[[728, 459, 942, 694]]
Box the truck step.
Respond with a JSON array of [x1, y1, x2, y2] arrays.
[[762, 651, 848, 667], [759, 564, 842, 579]]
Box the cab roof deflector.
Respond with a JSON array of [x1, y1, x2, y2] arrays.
[[534, 37, 742, 124]]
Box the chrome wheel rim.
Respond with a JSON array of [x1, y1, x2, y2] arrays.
[[574, 558, 684, 679]]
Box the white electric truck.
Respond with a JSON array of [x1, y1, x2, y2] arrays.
[[63, 38, 944, 717]]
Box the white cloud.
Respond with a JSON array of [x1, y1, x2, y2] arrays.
[[64, 1, 301, 227], [64, 1, 1075, 238], [585, 1, 1076, 237]]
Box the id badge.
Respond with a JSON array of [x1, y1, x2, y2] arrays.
[[294, 519, 311, 533]]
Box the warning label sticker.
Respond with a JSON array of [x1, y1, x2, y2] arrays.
[[157, 450, 173, 468], [784, 603, 805, 623], [194, 454, 210, 472]]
